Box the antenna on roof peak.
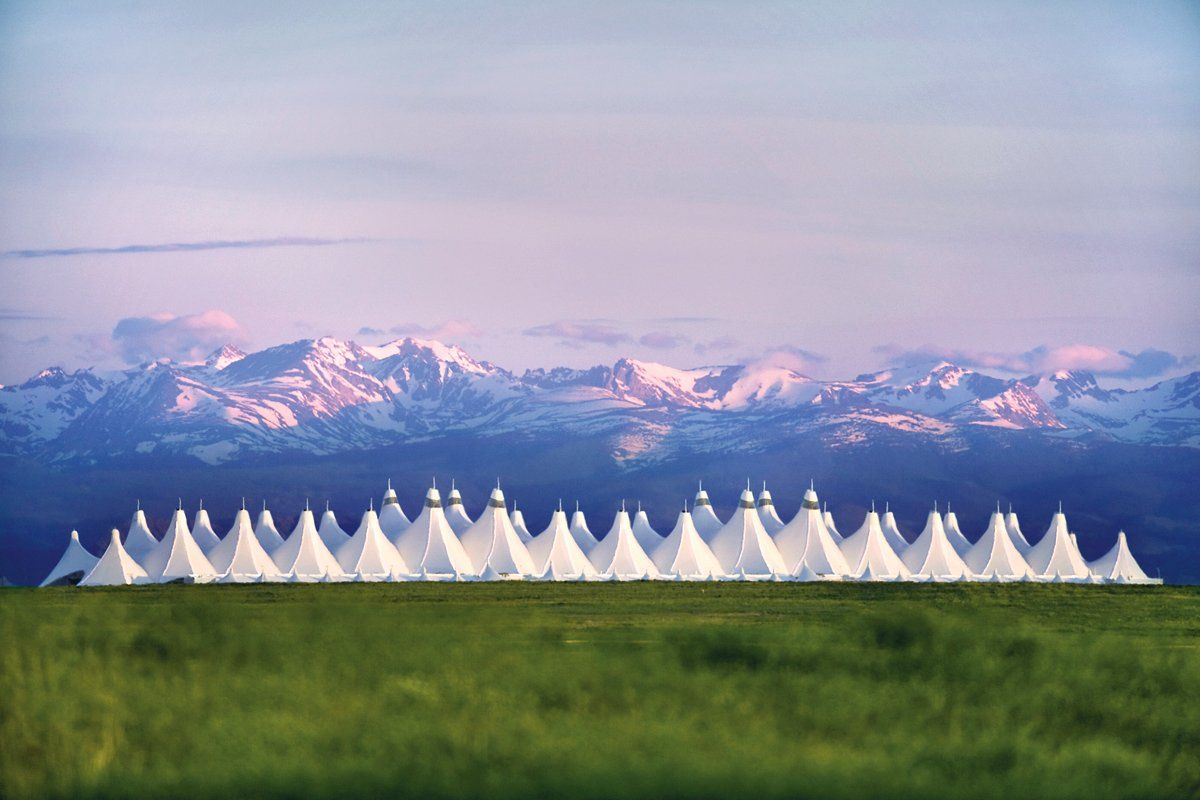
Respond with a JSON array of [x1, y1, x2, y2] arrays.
[[241, 497, 246, 510], [1058, 500, 1063, 513], [997, 500, 1001, 513], [432, 476, 437, 489], [199, 498, 204, 510], [325, 499, 330, 512], [684, 497, 689, 512], [637, 500, 642, 512], [810, 478, 815, 491], [177, 497, 182, 510], [762, 480, 767, 492], [621, 498, 626, 512], [934, 500, 939, 513], [558, 498, 563, 512], [305, 497, 310, 511], [387, 478, 392, 491], [575, 500, 580, 512], [885, 501, 890, 513], [451, 477, 456, 490], [698, 479, 703, 491], [871, 500, 876, 513], [262, 499, 267, 511], [746, 477, 751, 491], [136, 499, 141, 511], [369, 497, 374, 511]]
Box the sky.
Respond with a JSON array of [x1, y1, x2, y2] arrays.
[[1, 1, 1198, 385]]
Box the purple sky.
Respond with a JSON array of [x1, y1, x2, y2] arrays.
[[1, 2, 1198, 384]]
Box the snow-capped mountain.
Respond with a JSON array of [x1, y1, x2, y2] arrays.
[[2, 338, 1196, 465]]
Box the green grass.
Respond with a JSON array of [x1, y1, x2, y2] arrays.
[[2, 584, 1199, 799]]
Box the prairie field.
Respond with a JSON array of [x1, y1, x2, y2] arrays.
[[2, 583, 1198, 799]]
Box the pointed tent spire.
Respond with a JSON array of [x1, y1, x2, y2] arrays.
[[558, 498, 563, 512], [387, 478, 392, 491], [199, 498, 204, 510], [369, 497, 374, 511], [241, 497, 246, 510], [177, 497, 182, 510], [810, 478, 815, 491]]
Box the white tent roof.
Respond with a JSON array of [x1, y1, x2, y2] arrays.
[[963, 508, 1034, 580], [254, 502, 286, 553], [1088, 531, 1158, 584], [509, 504, 533, 543], [569, 502, 598, 551], [272, 505, 350, 581], [528, 505, 599, 579], [709, 488, 790, 576], [80, 528, 150, 586], [941, 506, 973, 557], [191, 503, 222, 553], [444, 482, 474, 535], [839, 509, 911, 579], [392, 485, 476, 577], [772, 486, 851, 577], [880, 504, 909, 554], [692, 482, 724, 541], [822, 504, 844, 543], [460, 487, 537, 576], [142, 507, 218, 583], [651, 508, 726, 579], [335, 505, 412, 580], [589, 507, 661, 580], [317, 503, 352, 551], [378, 479, 411, 538], [1025, 506, 1091, 578], [39, 530, 99, 587], [1005, 507, 1033, 556], [756, 484, 786, 535], [901, 508, 970, 580], [209, 507, 286, 582], [630, 502, 664, 553], [123, 504, 159, 560]]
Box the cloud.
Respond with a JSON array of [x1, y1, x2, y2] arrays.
[[523, 321, 631, 348], [740, 345, 828, 374], [0, 307, 59, 322], [693, 336, 741, 357], [357, 326, 385, 336], [111, 310, 244, 364], [3, 237, 375, 259], [383, 319, 482, 341], [875, 343, 1194, 379], [638, 331, 689, 349]]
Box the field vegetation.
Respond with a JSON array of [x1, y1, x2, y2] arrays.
[[2, 583, 1198, 798]]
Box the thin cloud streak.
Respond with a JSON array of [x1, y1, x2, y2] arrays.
[[3, 237, 378, 259]]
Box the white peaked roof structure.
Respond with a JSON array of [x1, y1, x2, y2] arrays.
[[569, 502, 598, 551], [756, 483, 786, 535], [191, 502, 222, 553], [392, 485, 476, 577], [941, 505, 973, 557], [317, 503, 352, 551], [880, 503, 909, 554], [822, 503, 844, 543], [1025, 505, 1091, 579], [335, 504, 412, 581], [254, 502, 286, 553], [652, 506, 726, 579], [839, 509, 911, 580], [692, 482, 724, 541], [509, 502, 533, 543], [527, 503, 599, 580], [209, 507, 286, 582], [80, 529, 150, 586], [460, 486, 537, 576], [630, 502, 664, 553], [123, 503, 159, 561], [444, 481, 474, 535], [709, 487, 790, 578], [378, 479, 412, 538], [901, 508, 971, 580], [589, 506, 661, 580], [1088, 531, 1160, 584], [272, 505, 351, 582], [772, 485, 851, 576], [40, 530, 99, 587], [1005, 505, 1033, 556], [964, 507, 1034, 580], [142, 507, 218, 583]]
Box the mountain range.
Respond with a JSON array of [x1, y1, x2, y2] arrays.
[[2, 336, 1197, 465]]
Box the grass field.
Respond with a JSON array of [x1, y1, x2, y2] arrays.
[[2, 584, 1198, 799]]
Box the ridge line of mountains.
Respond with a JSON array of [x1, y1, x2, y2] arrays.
[[3, 336, 1197, 465]]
